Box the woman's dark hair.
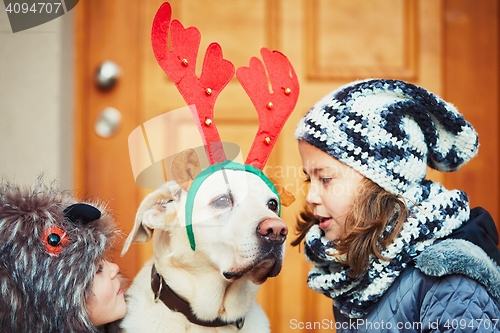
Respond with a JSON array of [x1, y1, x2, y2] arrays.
[[292, 178, 408, 278]]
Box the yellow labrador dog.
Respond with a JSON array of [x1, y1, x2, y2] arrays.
[[120, 150, 288, 332]]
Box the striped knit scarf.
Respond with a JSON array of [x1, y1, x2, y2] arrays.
[[304, 180, 470, 318]]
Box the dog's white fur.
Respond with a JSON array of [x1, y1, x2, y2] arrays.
[[120, 168, 286, 332]]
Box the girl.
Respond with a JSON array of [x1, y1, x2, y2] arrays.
[[293, 79, 500, 332], [88, 260, 128, 331], [0, 179, 127, 332]]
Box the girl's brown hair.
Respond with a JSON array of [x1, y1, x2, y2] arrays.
[[291, 178, 408, 278]]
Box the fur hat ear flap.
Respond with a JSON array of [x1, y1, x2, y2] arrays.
[[121, 186, 176, 256], [63, 203, 101, 224]]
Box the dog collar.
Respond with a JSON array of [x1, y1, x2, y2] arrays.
[[185, 160, 281, 251], [151, 265, 245, 329]]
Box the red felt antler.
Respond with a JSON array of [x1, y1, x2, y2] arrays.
[[151, 2, 234, 164], [236, 48, 300, 169]]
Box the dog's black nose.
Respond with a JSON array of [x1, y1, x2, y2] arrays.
[[257, 218, 288, 244]]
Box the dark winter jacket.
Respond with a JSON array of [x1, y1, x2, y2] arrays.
[[333, 207, 500, 332]]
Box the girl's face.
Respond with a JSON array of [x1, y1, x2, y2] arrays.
[[87, 260, 127, 326], [298, 141, 365, 241]]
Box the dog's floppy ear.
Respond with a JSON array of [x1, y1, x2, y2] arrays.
[[122, 149, 202, 256], [121, 186, 176, 256], [171, 149, 202, 191]]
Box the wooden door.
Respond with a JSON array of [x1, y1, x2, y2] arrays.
[[75, 1, 499, 332]]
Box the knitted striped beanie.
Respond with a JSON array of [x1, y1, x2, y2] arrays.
[[294, 79, 479, 196]]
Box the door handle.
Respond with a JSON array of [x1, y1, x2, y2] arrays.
[[95, 61, 121, 91], [95, 107, 122, 138]]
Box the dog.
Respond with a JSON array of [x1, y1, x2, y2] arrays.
[[120, 149, 289, 332]]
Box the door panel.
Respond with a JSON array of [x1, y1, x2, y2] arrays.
[[75, 1, 499, 332], [74, 0, 143, 274], [442, 0, 499, 221], [307, 0, 418, 79]]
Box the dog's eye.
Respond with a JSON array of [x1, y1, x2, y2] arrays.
[[267, 199, 278, 213], [210, 194, 232, 209], [156, 199, 172, 208]]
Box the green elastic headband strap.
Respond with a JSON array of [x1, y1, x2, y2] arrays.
[[185, 160, 281, 251]]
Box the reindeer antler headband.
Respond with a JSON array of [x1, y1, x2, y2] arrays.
[[151, 2, 299, 250]]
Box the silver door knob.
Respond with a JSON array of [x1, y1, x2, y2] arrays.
[[95, 61, 121, 90], [95, 107, 122, 138]]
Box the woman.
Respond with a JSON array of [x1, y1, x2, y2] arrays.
[[293, 79, 500, 332]]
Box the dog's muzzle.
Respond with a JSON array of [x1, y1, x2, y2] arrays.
[[223, 218, 287, 285], [257, 218, 288, 244]]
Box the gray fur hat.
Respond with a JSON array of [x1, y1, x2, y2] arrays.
[[295, 78, 479, 196], [0, 179, 118, 333]]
